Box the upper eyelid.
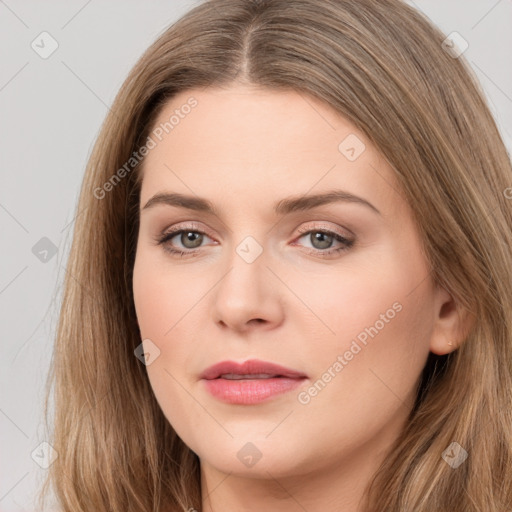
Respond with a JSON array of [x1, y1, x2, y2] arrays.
[[297, 223, 353, 237], [161, 222, 216, 239]]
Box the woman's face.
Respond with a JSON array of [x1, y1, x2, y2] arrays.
[[132, 84, 454, 482]]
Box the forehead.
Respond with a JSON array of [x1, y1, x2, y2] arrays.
[[146, 85, 358, 162], [139, 85, 403, 219]]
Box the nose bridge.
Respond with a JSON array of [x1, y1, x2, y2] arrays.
[[212, 232, 283, 329], [220, 233, 268, 305]]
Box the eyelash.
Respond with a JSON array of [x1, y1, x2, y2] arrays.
[[155, 223, 354, 258]]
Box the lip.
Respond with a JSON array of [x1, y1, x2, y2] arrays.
[[200, 359, 308, 405], [200, 359, 307, 380]]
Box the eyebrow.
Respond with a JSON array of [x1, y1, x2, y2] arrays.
[[141, 189, 381, 216]]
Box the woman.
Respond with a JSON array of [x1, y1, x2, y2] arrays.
[[40, 0, 512, 510]]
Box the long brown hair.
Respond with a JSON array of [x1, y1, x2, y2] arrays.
[[39, 0, 512, 510]]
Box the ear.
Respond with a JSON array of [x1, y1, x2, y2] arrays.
[[429, 284, 475, 355]]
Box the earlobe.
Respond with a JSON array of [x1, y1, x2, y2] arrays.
[[428, 285, 474, 356]]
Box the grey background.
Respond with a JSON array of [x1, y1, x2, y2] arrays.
[[1, 1, 511, 510]]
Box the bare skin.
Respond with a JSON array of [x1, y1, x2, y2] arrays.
[[132, 84, 465, 512]]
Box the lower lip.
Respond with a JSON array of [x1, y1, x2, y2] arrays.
[[202, 377, 306, 404]]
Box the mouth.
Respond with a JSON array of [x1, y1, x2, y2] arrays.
[[200, 358, 307, 380], [200, 359, 307, 405], [215, 373, 286, 380]]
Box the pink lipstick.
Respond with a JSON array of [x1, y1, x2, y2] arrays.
[[200, 359, 307, 405]]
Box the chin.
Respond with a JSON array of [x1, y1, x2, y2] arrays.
[[191, 432, 314, 478]]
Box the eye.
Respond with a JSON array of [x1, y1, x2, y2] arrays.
[[154, 223, 355, 258], [155, 223, 215, 257], [294, 226, 354, 256]]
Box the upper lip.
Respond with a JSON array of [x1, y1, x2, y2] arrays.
[[200, 359, 307, 380]]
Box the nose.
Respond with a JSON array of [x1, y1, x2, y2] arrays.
[[211, 242, 285, 333]]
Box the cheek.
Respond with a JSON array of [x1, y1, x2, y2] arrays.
[[310, 269, 432, 416], [298, 299, 431, 453], [132, 251, 210, 340], [132, 253, 207, 443], [289, 245, 434, 391], [287, 248, 431, 349]]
